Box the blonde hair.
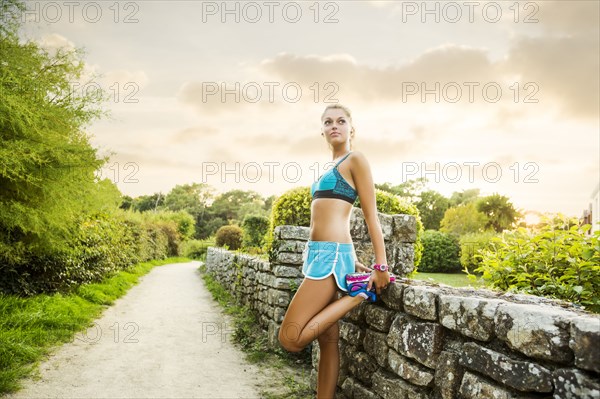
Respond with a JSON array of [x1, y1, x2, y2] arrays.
[[321, 104, 355, 150]]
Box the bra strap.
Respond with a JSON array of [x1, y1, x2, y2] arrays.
[[334, 151, 352, 168]]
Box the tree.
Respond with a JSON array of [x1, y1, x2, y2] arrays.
[[241, 214, 270, 248], [440, 203, 489, 236], [163, 183, 213, 215], [131, 193, 165, 212], [238, 201, 269, 220], [0, 0, 118, 263], [120, 195, 134, 210], [199, 217, 227, 239], [0, 0, 22, 38], [263, 195, 277, 213], [376, 178, 428, 202], [415, 190, 450, 230], [162, 183, 215, 238], [476, 194, 521, 233], [449, 188, 480, 207], [209, 189, 265, 224]]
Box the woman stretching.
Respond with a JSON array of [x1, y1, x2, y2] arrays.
[[278, 104, 392, 399]]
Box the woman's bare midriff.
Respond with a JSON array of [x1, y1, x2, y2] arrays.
[[309, 199, 353, 243]]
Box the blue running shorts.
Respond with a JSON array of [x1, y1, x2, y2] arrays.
[[302, 240, 358, 292]]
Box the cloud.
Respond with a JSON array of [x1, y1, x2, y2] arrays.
[[503, 34, 598, 119], [178, 1, 597, 120], [178, 45, 496, 113], [177, 80, 257, 114], [259, 52, 361, 84], [258, 18, 597, 119], [102, 69, 149, 90], [37, 33, 75, 52], [259, 46, 495, 103], [367, 1, 390, 8], [499, 1, 599, 119], [238, 133, 295, 147], [538, 1, 599, 34], [36, 34, 150, 101], [107, 150, 197, 170], [170, 126, 219, 144]]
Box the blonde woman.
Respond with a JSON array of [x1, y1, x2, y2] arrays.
[[278, 104, 392, 398]]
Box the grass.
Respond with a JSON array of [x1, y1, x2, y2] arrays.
[[0, 257, 191, 395], [411, 272, 487, 288], [199, 264, 313, 399]]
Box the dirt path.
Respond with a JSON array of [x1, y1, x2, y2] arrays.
[[4, 261, 270, 399]]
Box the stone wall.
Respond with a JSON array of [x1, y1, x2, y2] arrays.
[[321, 280, 600, 399], [204, 209, 600, 399]]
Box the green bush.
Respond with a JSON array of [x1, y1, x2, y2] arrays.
[[419, 230, 462, 273], [263, 187, 311, 257], [181, 237, 216, 260], [73, 212, 136, 277], [122, 210, 183, 258], [268, 187, 311, 232], [475, 222, 600, 312], [150, 210, 195, 241], [0, 210, 181, 296], [120, 210, 177, 261], [459, 231, 499, 273], [157, 221, 181, 257], [241, 214, 270, 249], [145, 224, 169, 261], [215, 225, 243, 250], [121, 215, 153, 264]]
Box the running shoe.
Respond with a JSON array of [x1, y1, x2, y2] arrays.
[[347, 281, 377, 302]]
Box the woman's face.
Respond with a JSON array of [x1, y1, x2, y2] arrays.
[[321, 108, 353, 148]]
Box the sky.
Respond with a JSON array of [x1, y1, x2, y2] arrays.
[[17, 0, 600, 218]]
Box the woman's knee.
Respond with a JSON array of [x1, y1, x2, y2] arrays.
[[278, 321, 305, 352], [278, 327, 304, 352]]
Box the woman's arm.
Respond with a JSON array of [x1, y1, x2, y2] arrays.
[[350, 151, 391, 294]]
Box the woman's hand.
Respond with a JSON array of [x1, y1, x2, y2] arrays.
[[367, 270, 391, 295], [355, 260, 372, 273]]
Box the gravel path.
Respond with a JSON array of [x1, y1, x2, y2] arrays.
[[4, 261, 268, 399]]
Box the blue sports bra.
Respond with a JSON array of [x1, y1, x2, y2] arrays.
[[311, 152, 358, 204]]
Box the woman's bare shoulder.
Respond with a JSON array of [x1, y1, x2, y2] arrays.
[[350, 151, 370, 166]]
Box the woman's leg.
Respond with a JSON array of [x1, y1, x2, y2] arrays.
[[316, 293, 341, 399], [278, 274, 364, 352]]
